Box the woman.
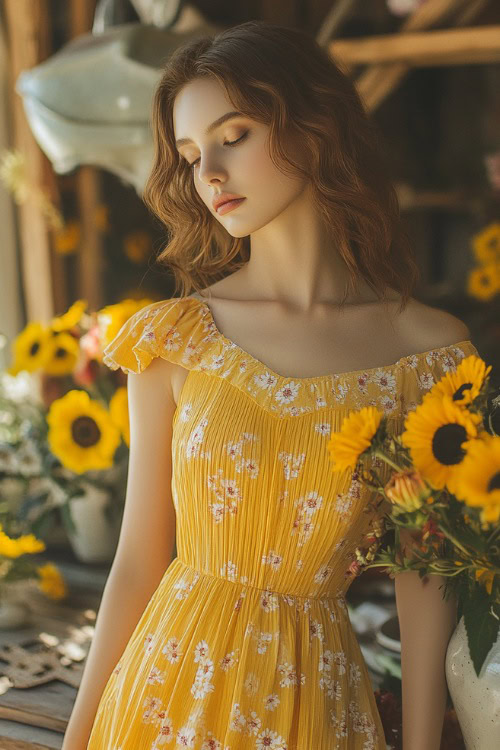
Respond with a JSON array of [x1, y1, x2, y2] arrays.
[[65, 20, 476, 750]]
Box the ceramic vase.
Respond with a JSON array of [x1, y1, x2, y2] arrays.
[[445, 615, 500, 749], [62, 483, 119, 563]]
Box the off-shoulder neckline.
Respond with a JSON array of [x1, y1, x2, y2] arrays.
[[183, 295, 474, 385]]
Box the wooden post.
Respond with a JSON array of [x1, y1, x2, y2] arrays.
[[69, 0, 104, 311], [4, 0, 55, 322]]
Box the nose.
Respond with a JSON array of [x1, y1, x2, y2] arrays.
[[197, 154, 227, 187]]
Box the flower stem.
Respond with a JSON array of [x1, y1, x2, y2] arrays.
[[373, 449, 402, 473]]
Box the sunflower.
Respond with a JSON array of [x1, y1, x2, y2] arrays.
[[47, 389, 121, 474], [7, 321, 52, 375], [97, 297, 156, 349], [51, 299, 88, 332], [41, 331, 80, 376], [467, 263, 500, 302], [472, 222, 500, 264], [327, 406, 384, 472], [453, 432, 500, 525], [424, 354, 491, 407], [401, 395, 482, 493], [109, 386, 130, 447]]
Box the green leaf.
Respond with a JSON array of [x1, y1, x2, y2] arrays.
[[463, 586, 500, 676]]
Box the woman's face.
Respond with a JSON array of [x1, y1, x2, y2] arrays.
[[172, 77, 308, 237]]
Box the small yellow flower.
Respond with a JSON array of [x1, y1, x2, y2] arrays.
[[474, 567, 495, 596], [467, 263, 500, 302], [109, 387, 130, 447], [327, 406, 384, 472], [36, 562, 67, 600], [0, 523, 46, 559], [472, 222, 500, 264], [384, 469, 432, 512], [54, 220, 81, 255], [123, 231, 152, 263]]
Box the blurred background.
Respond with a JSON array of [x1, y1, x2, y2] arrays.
[[0, 2, 499, 749]]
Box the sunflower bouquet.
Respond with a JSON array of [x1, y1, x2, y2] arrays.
[[327, 353, 500, 675], [1, 297, 154, 549]]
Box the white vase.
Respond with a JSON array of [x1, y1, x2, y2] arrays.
[[0, 585, 31, 629], [63, 483, 120, 564], [445, 615, 500, 749]]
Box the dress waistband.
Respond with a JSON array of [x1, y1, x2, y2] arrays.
[[173, 557, 349, 610]]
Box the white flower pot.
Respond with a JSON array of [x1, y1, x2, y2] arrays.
[[63, 483, 120, 563], [445, 615, 500, 749], [0, 586, 31, 630]]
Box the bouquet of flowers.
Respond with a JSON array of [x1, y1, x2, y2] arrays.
[[327, 351, 500, 675], [0, 297, 153, 595]]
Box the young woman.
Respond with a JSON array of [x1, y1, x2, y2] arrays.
[[64, 20, 477, 750]]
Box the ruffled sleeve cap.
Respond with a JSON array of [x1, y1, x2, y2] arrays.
[[102, 297, 212, 375]]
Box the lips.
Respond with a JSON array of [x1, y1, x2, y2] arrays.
[[216, 198, 246, 215], [212, 193, 245, 212]]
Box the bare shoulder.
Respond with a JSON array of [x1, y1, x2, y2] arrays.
[[400, 297, 471, 351]]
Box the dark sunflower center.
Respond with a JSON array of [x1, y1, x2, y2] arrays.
[[487, 472, 500, 492], [72, 416, 101, 448], [453, 383, 473, 401], [30, 341, 40, 357], [432, 423, 468, 465]]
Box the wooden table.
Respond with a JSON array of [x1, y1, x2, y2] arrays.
[[0, 547, 111, 750]]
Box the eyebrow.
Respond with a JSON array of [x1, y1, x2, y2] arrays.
[[175, 111, 244, 148]]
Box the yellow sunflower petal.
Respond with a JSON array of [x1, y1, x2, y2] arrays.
[[453, 432, 500, 526], [51, 300, 88, 332], [328, 406, 384, 472]]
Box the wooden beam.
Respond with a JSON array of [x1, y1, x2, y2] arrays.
[[331, 25, 500, 68], [4, 0, 55, 322], [345, 0, 487, 111]]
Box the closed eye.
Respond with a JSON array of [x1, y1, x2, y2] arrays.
[[188, 131, 248, 170]]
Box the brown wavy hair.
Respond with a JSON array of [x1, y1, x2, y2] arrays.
[[144, 20, 420, 312]]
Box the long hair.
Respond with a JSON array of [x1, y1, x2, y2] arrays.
[[144, 20, 420, 311]]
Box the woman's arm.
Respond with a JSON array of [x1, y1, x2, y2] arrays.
[[62, 356, 178, 749], [394, 528, 458, 750]]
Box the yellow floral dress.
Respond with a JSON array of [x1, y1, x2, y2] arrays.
[[87, 295, 478, 750]]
